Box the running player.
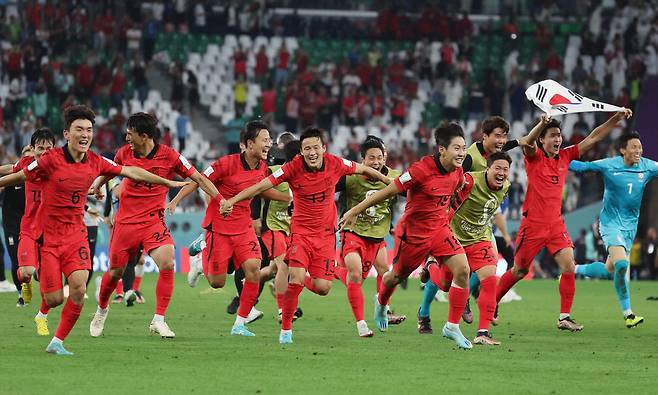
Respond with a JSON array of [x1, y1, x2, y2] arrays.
[[569, 131, 656, 327], [334, 136, 401, 337], [494, 109, 632, 331], [90, 112, 220, 339], [417, 152, 512, 345], [0, 105, 186, 355], [340, 123, 473, 349], [222, 127, 391, 344]]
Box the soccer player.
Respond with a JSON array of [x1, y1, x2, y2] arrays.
[[340, 123, 473, 349], [417, 152, 512, 345], [333, 136, 401, 337], [569, 131, 656, 327], [222, 127, 391, 344], [0, 105, 187, 355], [494, 109, 632, 331], [90, 112, 220, 339], [168, 120, 290, 337]]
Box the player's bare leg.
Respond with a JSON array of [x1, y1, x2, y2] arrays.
[[374, 247, 405, 325], [440, 253, 472, 349], [46, 270, 88, 355], [472, 266, 500, 345], [231, 258, 261, 336], [554, 248, 583, 332], [344, 252, 373, 338]]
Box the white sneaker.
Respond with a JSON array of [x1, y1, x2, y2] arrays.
[[95, 276, 101, 303], [357, 320, 374, 337], [187, 254, 204, 288], [149, 320, 175, 338], [500, 291, 514, 304], [0, 280, 16, 293], [435, 290, 448, 303], [90, 309, 108, 337], [245, 307, 264, 324], [63, 285, 69, 298], [508, 288, 523, 301]]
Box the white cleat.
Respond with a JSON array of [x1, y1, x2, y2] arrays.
[[357, 320, 374, 338], [187, 255, 204, 288], [0, 280, 17, 293], [89, 310, 108, 337], [507, 288, 522, 301], [245, 307, 264, 324], [149, 320, 175, 338]]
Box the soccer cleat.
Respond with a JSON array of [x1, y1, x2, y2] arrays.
[[34, 317, 50, 336], [419, 266, 430, 284], [124, 290, 137, 307], [373, 295, 388, 332], [246, 307, 264, 324], [441, 324, 473, 350], [21, 282, 33, 304], [187, 254, 204, 287], [135, 291, 146, 304], [294, 307, 303, 320], [16, 297, 25, 307], [473, 331, 501, 346], [417, 308, 433, 334], [90, 310, 108, 337], [387, 308, 406, 325], [507, 288, 522, 301], [149, 320, 176, 338], [45, 341, 73, 356], [625, 314, 644, 328], [357, 321, 374, 337], [557, 317, 584, 332], [188, 233, 205, 257], [0, 280, 17, 293], [226, 296, 240, 314], [462, 299, 473, 324], [230, 324, 255, 337], [112, 294, 124, 304], [279, 330, 293, 344]]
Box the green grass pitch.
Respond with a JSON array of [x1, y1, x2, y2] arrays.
[[1, 274, 656, 394]]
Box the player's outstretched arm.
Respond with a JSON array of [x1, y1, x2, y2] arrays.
[[90, 175, 113, 200], [222, 178, 276, 216], [260, 188, 291, 202], [568, 159, 605, 173], [339, 182, 401, 230], [189, 170, 221, 199], [120, 166, 189, 189], [0, 164, 15, 176], [578, 109, 632, 155], [166, 182, 200, 214], [355, 163, 393, 184], [519, 113, 551, 156], [0, 170, 27, 188]]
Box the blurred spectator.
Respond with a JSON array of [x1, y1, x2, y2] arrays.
[[644, 228, 658, 280], [176, 108, 189, 153]]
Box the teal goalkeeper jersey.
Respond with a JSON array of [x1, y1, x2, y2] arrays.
[[569, 156, 658, 231]]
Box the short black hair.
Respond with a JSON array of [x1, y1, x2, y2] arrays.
[[64, 105, 95, 130], [539, 118, 562, 140], [300, 127, 327, 146], [482, 116, 509, 135], [127, 112, 158, 139], [360, 135, 385, 158], [617, 131, 641, 154], [31, 127, 56, 147], [284, 140, 301, 162], [487, 151, 513, 166], [242, 120, 269, 144], [434, 122, 464, 148]]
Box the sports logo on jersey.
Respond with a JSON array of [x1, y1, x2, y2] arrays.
[[342, 158, 354, 168], [272, 168, 284, 179], [638, 173, 644, 180], [179, 154, 192, 170], [27, 161, 38, 171], [399, 171, 411, 184], [203, 166, 214, 177], [102, 157, 119, 167]]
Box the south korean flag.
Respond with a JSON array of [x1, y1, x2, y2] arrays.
[[525, 80, 624, 116]]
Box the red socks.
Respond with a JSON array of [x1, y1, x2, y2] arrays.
[[304, 275, 321, 295], [477, 276, 496, 331], [495, 270, 521, 303], [39, 295, 50, 315], [377, 282, 396, 306], [115, 279, 123, 296], [237, 280, 259, 318], [347, 281, 364, 321], [98, 272, 120, 309], [333, 266, 347, 286], [54, 298, 83, 340], [447, 285, 469, 325], [155, 270, 174, 315], [281, 283, 304, 330], [133, 276, 142, 292], [559, 272, 576, 315], [428, 263, 453, 292], [276, 293, 285, 310]]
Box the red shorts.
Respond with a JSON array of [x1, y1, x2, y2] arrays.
[[202, 230, 262, 276], [18, 233, 40, 269], [286, 233, 336, 281], [109, 220, 173, 270], [392, 225, 464, 279], [515, 218, 573, 270], [261, 230, 289, 259], [340, 232, 386, 280], [40, 237, 90, 294], [463, 241, 497, 272]]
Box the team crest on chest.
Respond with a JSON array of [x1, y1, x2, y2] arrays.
[[638, 173, 644, 181]]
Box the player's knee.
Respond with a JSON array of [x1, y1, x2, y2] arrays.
[[109, 268, 124, 280], [613, 260, 628, 273], [347, 271, 362, 283], [46, 294, 64, 307], [208, 278, 225, 289], [159, 261, 175, 271], [315, 283, 331, 296]]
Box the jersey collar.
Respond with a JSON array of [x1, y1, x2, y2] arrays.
[[302, 155, 325, 172], [133, 143, 159, 159], [63, 144, 88, 163], [539, 146, 559, 160], [433, 154, 449, 175], [240, 152, 262, 170]]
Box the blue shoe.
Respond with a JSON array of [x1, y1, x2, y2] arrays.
[[230, 324, 255, 337], [279, 331, 293, 344], [45, 341, 74, 356], [373, 295, 388, 332], [441, 324, 472, 350], [188, 233, 205, 257]]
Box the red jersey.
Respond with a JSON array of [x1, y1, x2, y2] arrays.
[[522, 145, 579, 221], [13, 156, 44, 239], [269, 153, 356, 236], [113, 144, 195, 224], [202, 153, 268, 235], [394, 155, 464, 239], [24, 146, 123, 242]]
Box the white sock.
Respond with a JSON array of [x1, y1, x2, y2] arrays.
[[445, 322, 459, 330], [356, 320, 367, 327], [134, 264, 145, 277], [280, 329, 292, 335], [50, 336, 63, 344], [559, 313, 570, 320], [152, 314, 165, 323], [623, 309, 633, 317], [97, 307, 108, 315], [36, 311, 48, 319], [234, 315, 247, 326]]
